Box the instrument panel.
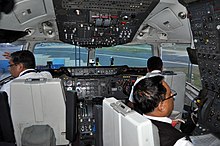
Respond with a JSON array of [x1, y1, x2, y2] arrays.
[[187, 0, 220, 137], [52, 0, 159, 47], [56, 66, 146, 99]]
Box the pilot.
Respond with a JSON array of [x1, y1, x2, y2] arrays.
[[0, 50, 52, 105], [133, 76, 193, 146], [128, 56, 163, 106]]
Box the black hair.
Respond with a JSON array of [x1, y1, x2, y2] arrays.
[[133, 76, 166, 114], [147, 56, 163, 72], [10, 50, 36, 69]]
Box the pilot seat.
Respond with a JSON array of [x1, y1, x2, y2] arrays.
[[10, 78, 69, 146], [103, 97, 160, 146]]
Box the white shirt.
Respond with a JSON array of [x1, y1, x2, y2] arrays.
[[0, 69, 52, 105], [143, 115, 194, 146], [129, 70, 162, 102]]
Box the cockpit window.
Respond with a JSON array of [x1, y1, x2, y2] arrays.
[[96, 44, 152, 66], [161, 43, 202, 89], [0, 43, 23, 80], [33, 43, 153, 68], [34, 43, 88, 69]]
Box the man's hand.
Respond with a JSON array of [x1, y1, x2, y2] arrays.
[[3, 52, 11, 59]]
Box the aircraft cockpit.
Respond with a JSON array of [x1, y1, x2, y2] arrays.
[[0, 0, 220, 146]]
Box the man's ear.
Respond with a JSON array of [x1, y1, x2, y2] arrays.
[[158, 101, 165, 112], [17, 63, 25, 71]]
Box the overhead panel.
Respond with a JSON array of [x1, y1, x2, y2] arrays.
[[52, 0, 160, 48]]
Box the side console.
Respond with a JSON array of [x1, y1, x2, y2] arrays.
[[187, 0, 220, 137]]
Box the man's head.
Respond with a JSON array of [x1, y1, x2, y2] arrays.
[[147, 56, 163, 72], [133, 76, 175, 117], [8, 50, 36, 77]]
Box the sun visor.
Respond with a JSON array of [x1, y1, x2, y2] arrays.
[[0, 29, 28, 43]]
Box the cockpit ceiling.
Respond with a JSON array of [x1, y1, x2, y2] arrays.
[[0, 0, 192, 46], [13, 0, 47, 24]]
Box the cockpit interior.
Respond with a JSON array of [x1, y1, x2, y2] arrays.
[[0, 0, 220, 146]]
